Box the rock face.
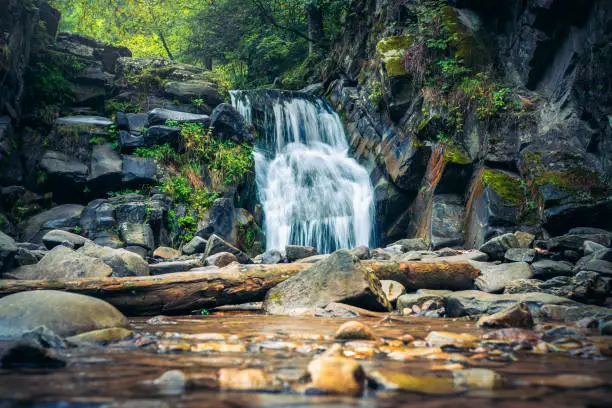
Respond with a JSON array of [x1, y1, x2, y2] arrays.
[[0, 291, 128, 339], [264, 249, 390, 316]]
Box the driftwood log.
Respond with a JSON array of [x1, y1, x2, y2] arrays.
[[0, 261, 479, 315]]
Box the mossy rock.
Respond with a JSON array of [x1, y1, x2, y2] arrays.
[[377, 36, 412, 77], [481, 169, 523, 207], [444, 143, 472, 165]]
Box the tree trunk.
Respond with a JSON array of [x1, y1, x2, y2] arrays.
[[0, 261, 479, 316], [158, 31, 174, 61], [306, 2, 324, 56]]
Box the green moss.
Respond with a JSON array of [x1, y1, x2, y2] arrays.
[[537, 169, 609, 198], [444, 144, 471, 164], [377, 36, 412, 77], [481, 169, 523, 206]]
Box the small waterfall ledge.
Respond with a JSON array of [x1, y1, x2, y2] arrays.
[[230, 90, 375, 254]]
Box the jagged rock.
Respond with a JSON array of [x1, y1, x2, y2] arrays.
[[253, 249, 283, 264], [474, 261, 534, 293], [444, 290, 579, 317], [285, 245, 317, 262], [7, 245, 112, 280], [477, 302, 534, 329], [204, 234, 251, 264], [349, 246, 371, 260], [570, 271, 609, 303], [574, 250, 612, 276], [149, 259, 204, 275], [119, 223, 154, 250], [20, 204, 85, 244], [209, 103, 253, 143], [0, 290, 128, 339], [380, 280, 406, 305], [531, 260, 573, 279], [153, 246, 180, 260], [479, 233, 520, 260], [0, 231, 17, 272], [182, 236, 207, 255], [205, 252, 238, 268], [504, 248, 536, 263], [123, 113, 148, 134], [121, 155, 161, 187], [539, 233, 612, 252], [390, 238, 428, 252], [164, 80, 222, 106], [93, 231, 123, 248], [42, 229, 91, 250], [147, 108, 210, 126], [514, 231, 536, 248], [264, 249, 390, 316], [118, 131, 144, 151], [78, 242, 149, 277], [88, 143, 122, 191]]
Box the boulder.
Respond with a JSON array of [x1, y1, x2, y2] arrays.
[[371, 245, 404, 260], [0, 291, 128, 339], [390, 238, 428, 252], [504, 279, 543, 294], [209, 103, 253, 143], [121, 155, 161, 187], [263, 249, 390, 316], [79, 199, 116, 237], [397, 293, 444, 312], [19, 204, 85, 244], [380, 280, 406, 305], [153, 246, 180, 260], [147, 108, 210, 126], [430, 194, 465, 249], [349, 246, 371, 260], [204, 234, 251, 264], [504, 248, 536, 263], [253, 249, 283, 264], [39, 150, 88, 193], [77, 242, 149, 277], [114, 200, 148, 224], [119, 222, 154, 250], [164, 80, 223, 106], [88, 143, 122, 190], [531, 260, 573, 279], [118, 131, 144, 151], [444, 290, 579, 317], [306, 356, 365, 396], [570, 271, 609, 303], [583, 240, 608, 255], [514, 231, 535, 248], [539, 233, 612, 252], [476, 302, 534, 329], [0, 231, 17, 272], [285, 245, 317, 262], [13, 246, 46, 267], [182, 236, 207, 255], [295, 254, 330, 264], [7, 246, 112, 280], [42, 230, 91, 250], [540, 304, 612, 324], [479, 233, 520, 261], [205, 252, 238, 268], [333, 321, 379, 341], [196, 198, 234, 241], [143, 125, 181, 147], [575, 250, 612, 276], [474, 261, 533, 293]]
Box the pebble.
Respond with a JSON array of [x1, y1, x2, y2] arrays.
[[306, 356, 365, 396], [425, 331, 478, 348], [333, 321, 379, 342], [218, 368, 276, 391]]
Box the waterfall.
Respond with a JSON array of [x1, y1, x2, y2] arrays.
[[231, 90, 375, 254]]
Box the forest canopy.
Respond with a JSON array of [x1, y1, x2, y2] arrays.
[[50, 0, 350, 88]]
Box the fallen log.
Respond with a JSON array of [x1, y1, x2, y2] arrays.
[[0, 261, 479, 316]]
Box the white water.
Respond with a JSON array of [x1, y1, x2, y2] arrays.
[[231, 91, 375, 253]]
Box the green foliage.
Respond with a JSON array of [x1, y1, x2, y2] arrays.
[[105, 99, 142, 116], [134, 144, 178, 163], [177, 215, 197, 242], [367, 79, 384, 109]]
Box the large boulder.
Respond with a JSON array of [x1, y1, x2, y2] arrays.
[[479, 233, 520, 261], [0, 291, 128, 339], [42, 229, 91, 250], [430, 194, 465, 249], [285, 245, 318, 262], [182, 236, 207, 255], [164, 80, 223, 106], [204, 234, 251, 264], [78, 242, 150, 277], [7, 245, 112, 280], [147, 108, 210, 127], [39, 150, 88, 200], [196, 198, 234, 241], [263, 249, 390, 316], [531, 260, 573, 279], [474, 261, 534, 293], [209, 104, 253, 143], [121, 155, 161, 187], [20, 204, 85, 244], [0, 231, 17, 272], [143, 125, 181, 148], [119, 222, 155, 251], [88, 143, 122, 192]]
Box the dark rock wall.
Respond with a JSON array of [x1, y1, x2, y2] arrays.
[[322, 0, 612, 247]]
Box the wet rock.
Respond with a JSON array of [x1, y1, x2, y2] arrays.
[[205, 252, 237, 268], [66, 327, 133, 345], [20, 204, 84, 244], [314, 303, 361, 318], [149, 259, 203, 275], [542, 326, 586, 342], [0, 290, 128, 339], [504, 248, 536, 263], [453, 369, 503, 390], [78, 242, 150, 277], [8, 245, 112, 279], [397, 293, 444, 311], [0, 342, 66, 369], [479, 233, 520, 261], [349, 245, 371, 260], [334, 321, 379, 341], [425, 331, 478, 348], [146, 316, 177, 326], [306, 356, 365, 396], [0, 230, 17, 271], [153, 246, 180, 260], [380, 280, 406, 305], [209, 103, 253, 143], [147, 108, 210, 127], [391, 238, 428, 252], [444, 290, 579, 317], [528, 374, 606, 389], [20, 326, 66, 349], [120, 222, 155, 250], [474, 261, 533, 293], [182, 236, 207, 255], [42, 229, 91, 250], [218, 368, 276, 391], [369, 371, 455, 394], [531, 260, 573, 279], [152, 370, 187, 395], [253, 248, 283, 264], [264, 249, 390, 316], [286, 245, 317, 262], [584, 240, 607, 255], [204, 234, 251, 264], [477, 302, 534, 329]]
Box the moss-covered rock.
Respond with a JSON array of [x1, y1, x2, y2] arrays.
[[481, 169, 523, 207], [376, 36, 412, 77]]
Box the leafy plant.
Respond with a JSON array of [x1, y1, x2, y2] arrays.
[[134, 144, 179, 163]]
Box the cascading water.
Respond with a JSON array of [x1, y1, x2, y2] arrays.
[[230, 90, 375, 254]]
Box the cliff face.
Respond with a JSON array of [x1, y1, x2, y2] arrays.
[[322, 0, 612, 247]]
